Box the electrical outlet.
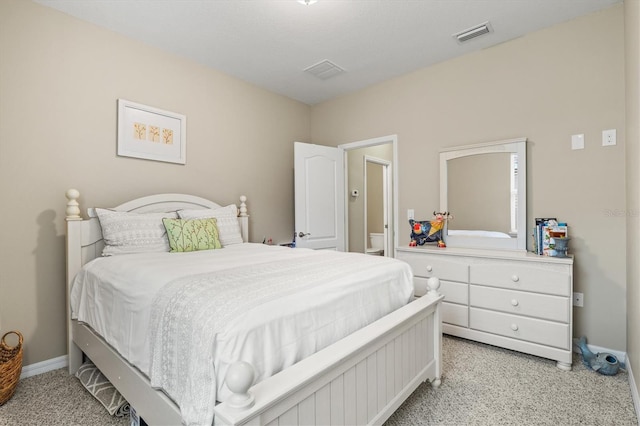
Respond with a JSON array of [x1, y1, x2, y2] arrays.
[[573, 292, 584, 307], [602, 129, 616, 146]]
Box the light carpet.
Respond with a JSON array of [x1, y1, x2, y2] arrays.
[[387, 336, 637, 425], [0, 336, 636, 425]]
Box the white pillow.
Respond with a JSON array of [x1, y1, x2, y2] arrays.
[[95, 208, 177, 256], [178, 205, 244, 246]]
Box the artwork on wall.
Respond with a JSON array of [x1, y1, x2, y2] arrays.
[[117, 99, 186, 164]]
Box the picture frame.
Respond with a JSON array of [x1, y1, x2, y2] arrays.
[[117, 99, 186, 164]]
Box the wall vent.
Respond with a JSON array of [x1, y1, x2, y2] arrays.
[[304, 60, 345, 80], [453, 21, 493, 44]]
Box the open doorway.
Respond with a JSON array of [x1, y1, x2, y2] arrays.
[[364, 157, 391, 256], [339, 135, 397, 257]]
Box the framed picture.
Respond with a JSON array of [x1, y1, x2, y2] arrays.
[[117, 99, 186, 164]]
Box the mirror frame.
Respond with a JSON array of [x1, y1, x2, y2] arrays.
[[440, 137, 527, 251]]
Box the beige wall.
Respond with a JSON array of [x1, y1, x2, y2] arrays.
[[312, 5, 627, 350], [0, 0, 310, 365], [625, 0, 640, 402]]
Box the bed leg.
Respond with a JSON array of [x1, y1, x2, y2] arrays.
[[225, 361, 256, 409], [68, 341, 83, 374], [66, 189, 83, 375], [426, 276, 443, 391]]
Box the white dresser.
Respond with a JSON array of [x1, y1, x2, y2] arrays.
[[396, 246, 574, 370]]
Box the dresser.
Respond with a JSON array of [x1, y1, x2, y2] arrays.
[[396, 246, 574, 370]]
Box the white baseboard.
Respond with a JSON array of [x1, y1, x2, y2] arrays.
[[19, 355, 68, 379], [628, 357, 640, 426]]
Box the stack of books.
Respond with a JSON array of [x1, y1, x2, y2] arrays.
[[533, 218, 568, 256]]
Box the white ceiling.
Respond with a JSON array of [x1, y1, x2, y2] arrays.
[[34, 0, 621, 105]]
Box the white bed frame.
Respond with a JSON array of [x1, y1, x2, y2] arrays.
[[64, 189, 443, 426]]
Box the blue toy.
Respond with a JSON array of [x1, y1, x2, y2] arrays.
[[577, 336, 620, 376]]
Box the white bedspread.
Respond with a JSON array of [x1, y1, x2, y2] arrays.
[[71, 243, 413, 426]]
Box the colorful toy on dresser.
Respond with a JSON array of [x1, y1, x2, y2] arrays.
[[409, 212, 448, 248]]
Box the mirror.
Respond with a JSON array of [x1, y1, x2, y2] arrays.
[[440, 137, 527, 251]]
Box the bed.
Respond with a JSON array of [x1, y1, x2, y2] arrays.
[[64, 189, 443, 426]]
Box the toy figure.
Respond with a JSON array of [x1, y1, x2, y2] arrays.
[[409, 212, 448, 246]]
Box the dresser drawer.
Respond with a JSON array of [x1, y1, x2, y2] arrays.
[[470, 286, 569, 323], [470, 308, 570, 349], [397, 252, 468, 282], [440, 280, 468, 304], [443, 302, 468, 327], [413, 277, 467, 303], [470, 263, 570, 296]]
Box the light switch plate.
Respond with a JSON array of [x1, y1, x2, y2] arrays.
[[407, 209, 414, 220], [571, 134, 584, 150]]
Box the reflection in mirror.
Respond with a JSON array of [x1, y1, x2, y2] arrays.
[[440, 138, 526, 251], [448, 152, 516, 236]]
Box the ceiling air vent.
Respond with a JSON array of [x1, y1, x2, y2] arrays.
[[453, 21, 493, 44], [304, 60, 345, 80]]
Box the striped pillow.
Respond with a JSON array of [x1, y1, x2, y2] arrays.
[[177, 205, 244, 246]]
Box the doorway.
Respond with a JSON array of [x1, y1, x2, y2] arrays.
[[364, 156, 391, 256], [339, 135, 397, 257]]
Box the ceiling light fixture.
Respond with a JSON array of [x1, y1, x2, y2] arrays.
[[297, 0, 318, 5]]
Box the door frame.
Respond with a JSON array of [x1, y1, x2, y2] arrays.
[[339, 135, 398, 257], [363, 156, 392, 257]]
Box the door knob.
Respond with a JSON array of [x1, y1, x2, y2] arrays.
[[298, 232, 311, 238]]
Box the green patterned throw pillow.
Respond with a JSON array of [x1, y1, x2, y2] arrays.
[[162, 218, 222, 252]]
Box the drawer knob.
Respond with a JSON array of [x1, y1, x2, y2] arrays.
[[511, 299, 519, 307], [426, 265, 433, 272], [511, 275, 519, 282], [511, 323, 519, 331]]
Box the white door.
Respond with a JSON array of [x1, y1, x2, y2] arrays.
[[294, 142, 345, 251]]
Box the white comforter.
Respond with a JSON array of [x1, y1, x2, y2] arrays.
[[71, 243, 413, 426]]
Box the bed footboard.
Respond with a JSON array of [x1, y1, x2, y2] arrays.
[[215, 290, 443, 426]]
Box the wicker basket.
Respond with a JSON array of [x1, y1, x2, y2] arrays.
[[0, 331, 23, 405]]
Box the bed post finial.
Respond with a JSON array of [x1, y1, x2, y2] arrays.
[[239, 195, 248, 217], [65, 189, 81, 220], [225, 361, 255, 409], [427, 276, 441, 297]]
